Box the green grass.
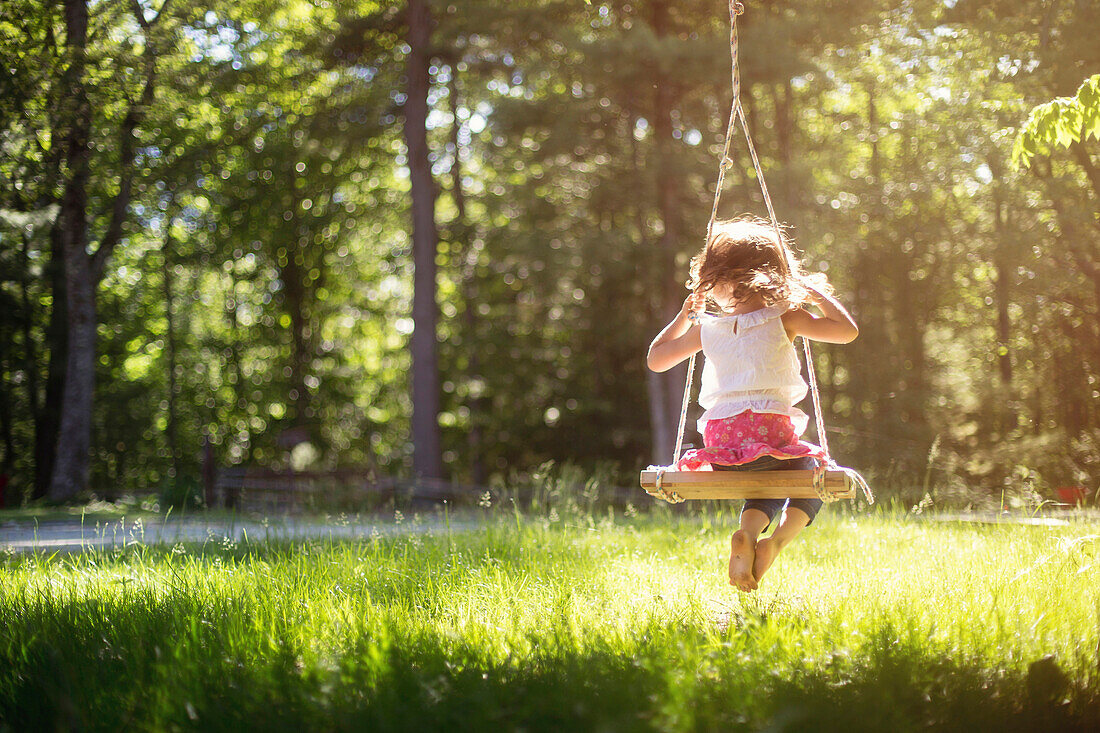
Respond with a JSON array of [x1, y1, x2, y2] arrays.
[[1, 507, 1098, 731]]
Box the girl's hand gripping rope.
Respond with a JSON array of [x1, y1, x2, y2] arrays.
[[647, 292, 705, 373], [681, 291, 705, 323]]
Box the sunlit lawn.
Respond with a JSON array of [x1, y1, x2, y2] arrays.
[[2, 506, 1098, 731]]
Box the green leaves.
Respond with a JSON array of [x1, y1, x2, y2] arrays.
[[1012, 74, 1100, 168]]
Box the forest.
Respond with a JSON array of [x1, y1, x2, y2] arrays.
[[2, 0, 1099, 507]]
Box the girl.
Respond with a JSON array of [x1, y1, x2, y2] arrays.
[[647, 216, 858, 592]]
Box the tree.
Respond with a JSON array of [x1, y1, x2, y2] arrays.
[[48, 0, 173, 500], [405, 0, 444, 479]]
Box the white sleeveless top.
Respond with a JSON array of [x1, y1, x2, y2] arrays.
[[696, 304, 809, 436]]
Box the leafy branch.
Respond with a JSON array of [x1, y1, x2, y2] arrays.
[[1012, 74, 1100, 169]]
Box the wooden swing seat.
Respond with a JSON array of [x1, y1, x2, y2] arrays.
[[639, 469, 856, 501]]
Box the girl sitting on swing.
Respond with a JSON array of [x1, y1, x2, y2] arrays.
[[647, 216, 859, 592]]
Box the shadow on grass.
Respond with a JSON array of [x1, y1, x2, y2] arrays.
[[2, 594, 1097, 733], [758, 639, 1100, 733]]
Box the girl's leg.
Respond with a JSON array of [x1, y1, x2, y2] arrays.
[[717, 458, 814, 591], [752, 506, 811, 584], [729, 507, 771, 591]]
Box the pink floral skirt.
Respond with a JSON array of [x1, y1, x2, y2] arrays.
[[675, 410, 827, 471]]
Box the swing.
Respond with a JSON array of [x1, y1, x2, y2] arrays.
[[639, 2, 873, 507]]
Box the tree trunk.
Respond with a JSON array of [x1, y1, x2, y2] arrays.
[[632, 109, 674, 463], [744, 90, 759, 198], [48, 0, 94, 501], [0, 315, 13, 477], [1046, 183, 1100, 427], [19, 233, 41, 479], [224, 262, 248, 456], [35, 220, 66, 498], [49, 255, 97, 501], [774, 79, 794, 208], [161, 218, 180, 480], [897, 123, 928, 436], [282, 214, 311, 427], [447, 70, 486, 485], [895, 246, 926, 431], [1089, 269, 1100, 429], [1054, 317, 1088, 433], [848, 81, 882, 437], [405, 0, 443, 479], [649, 1, 690, 454], [991, 180, 1013, 387]]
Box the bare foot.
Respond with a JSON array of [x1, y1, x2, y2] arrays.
[[752, 536, 780, 585], [728, 530, 758, 591]]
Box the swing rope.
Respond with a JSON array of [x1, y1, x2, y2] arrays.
[[657, 1, 873, 506]]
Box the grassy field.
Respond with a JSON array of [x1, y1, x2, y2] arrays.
[[1, 505, 1098, 731]]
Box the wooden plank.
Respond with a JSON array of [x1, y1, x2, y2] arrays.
[[639, 470, 853, 500]]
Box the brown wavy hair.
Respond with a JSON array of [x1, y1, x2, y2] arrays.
[[687, 215, 829, 310]]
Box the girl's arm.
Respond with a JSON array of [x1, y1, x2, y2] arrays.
[[782, 284, 859, 344], [647, 292, 704, 372]]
